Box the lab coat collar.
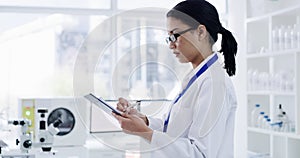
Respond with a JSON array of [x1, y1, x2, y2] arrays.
[[181, 52, 218, 89], [186, 52, 218, 80]]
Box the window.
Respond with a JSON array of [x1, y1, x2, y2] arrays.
[[0, 0, 228, 119], [0, 0, 111, 9]]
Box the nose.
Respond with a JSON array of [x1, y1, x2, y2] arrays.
[[169, 42, 176, 49]]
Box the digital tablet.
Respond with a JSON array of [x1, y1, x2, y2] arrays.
[[84, 93, 122, 116]]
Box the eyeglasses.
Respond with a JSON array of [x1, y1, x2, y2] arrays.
[[165, 27, 196, 44]]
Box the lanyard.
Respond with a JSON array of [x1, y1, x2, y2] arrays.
[[163, 53, 218, 132]]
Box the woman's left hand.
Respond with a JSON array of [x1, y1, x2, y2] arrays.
[[112, 112, 153, 141]]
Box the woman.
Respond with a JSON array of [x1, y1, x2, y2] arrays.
[[113, 0, 238, 157]]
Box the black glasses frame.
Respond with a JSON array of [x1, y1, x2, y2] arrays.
[[165, 27, 196, 44]]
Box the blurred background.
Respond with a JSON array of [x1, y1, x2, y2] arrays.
[[0, 0, 299, 158]]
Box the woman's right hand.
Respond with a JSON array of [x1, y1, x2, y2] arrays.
[[116, 97, 149, 126], [116, 97, 137, 114]]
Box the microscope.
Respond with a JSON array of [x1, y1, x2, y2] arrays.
[[36, 109, 62, 152], [6, 111, 62, 155], [7, 119, 33, 153]]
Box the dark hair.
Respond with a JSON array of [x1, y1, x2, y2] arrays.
[[167, 0, 238, 76]]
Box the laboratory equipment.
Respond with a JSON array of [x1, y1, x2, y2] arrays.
[[250, 104, 261, 127], [296, 16, 300, 48], [37, 114, 62, 152], [3, 119, 53, 157], [7, 119, 33, 153], [272, 26, 279, 51], [14, 97, 89, 158], [271, 104, 292, 132], [271, 122, 283, 132], [274, 104, 284, 124], [0, 140, 8, 154], [281, 111, 290, 132], [284, 25, 292, 50], [257, 112, 265, 128], [19, 98, 89, 147], [1, 97, 89, 157], [278, 25, 284, 50], [262, 115, 269, 129], [264, 118, 271, 130], [6, 118, 62, 154]]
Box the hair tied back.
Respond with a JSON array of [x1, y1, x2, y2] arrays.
[[219, 26, 227, 34]]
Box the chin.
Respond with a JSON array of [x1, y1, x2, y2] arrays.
[[178, 59, 189, 63]]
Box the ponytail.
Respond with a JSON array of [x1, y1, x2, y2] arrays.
[[219, 27, 237, 76]]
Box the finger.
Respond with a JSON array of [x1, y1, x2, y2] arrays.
[[129, 108, 138, 114], [122, 112, 134, 119], [125, 106, 132, 114], [116, 103, 126, 112], [119, 97, 129, 106], [113, 112, 125, 119], [120, 112, 128, 118], [113, 113, 129, 126], [118, 98, 129, 111]]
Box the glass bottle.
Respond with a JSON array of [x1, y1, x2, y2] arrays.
[[264, 118, 271, 130], [262, 115, 269, 129], [281, 111, 290, 132], [295, 16, 300, 48], [272, 26, 279, 51], [251, 104, 261, 127], [257, 111, 265, 128], [284, 25, 291, 50], [278, 25, 285, 50], [291, 24, 297, 49]]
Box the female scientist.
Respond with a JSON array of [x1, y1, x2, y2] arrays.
[[113, 0, 238, 157]]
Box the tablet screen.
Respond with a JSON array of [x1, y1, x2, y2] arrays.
[[84, 93, 122, 116]]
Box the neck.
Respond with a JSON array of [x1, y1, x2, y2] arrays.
[[192, 58, 204, 69], [192, 51, 213, 69]]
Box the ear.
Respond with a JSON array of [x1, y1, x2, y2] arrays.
[[197, 25, 208, 41]]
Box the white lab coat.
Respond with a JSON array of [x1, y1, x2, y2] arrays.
[[147, 53, 237, 158]]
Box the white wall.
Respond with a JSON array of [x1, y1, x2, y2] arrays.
[[228, 0, 247, 157]]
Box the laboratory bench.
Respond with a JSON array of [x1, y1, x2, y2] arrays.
[[0, 131, 151, 158]]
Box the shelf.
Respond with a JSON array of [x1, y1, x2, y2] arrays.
[[246, 14, 269, 23], [246, 2, 300, 157], [247, 91, 296, 96], [247, 150, 270, 158], [248, 127, 271, 135], [246, 5, 300, 23], [248, 127, 300, 139], [246, 49, 300, 59]]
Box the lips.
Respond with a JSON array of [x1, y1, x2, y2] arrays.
[[173, 52, 180, 57]]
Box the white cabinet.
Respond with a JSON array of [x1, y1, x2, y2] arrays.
[[246, 1, 300, 157]]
